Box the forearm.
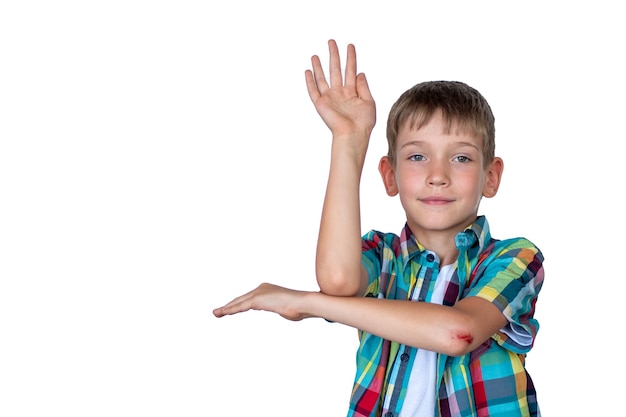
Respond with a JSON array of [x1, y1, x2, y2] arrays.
[[213, 282, 506, 356], [303, 292, 499, 356], [316, 135, 368, 296]]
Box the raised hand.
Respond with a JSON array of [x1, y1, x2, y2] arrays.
[[305, 40, 376, 142]]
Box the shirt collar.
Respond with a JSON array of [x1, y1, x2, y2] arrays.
[[399, 215, 492, 265]]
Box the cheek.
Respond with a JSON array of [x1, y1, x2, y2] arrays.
[[396, 171, 421, 192], [474, 177, 489, 199], [455, 173, 484, 197], [396, 164, 423, 185]]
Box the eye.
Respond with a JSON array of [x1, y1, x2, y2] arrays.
[[408, 154, 426, 162], [453, 155, 472, 163]]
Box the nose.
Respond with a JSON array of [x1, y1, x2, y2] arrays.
[[427, 160, 449, 187]]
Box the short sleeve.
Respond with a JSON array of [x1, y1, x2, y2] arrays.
[[465, 238, 545, 354], [361, 230, 404, 299], [361, 230, 384, 297]]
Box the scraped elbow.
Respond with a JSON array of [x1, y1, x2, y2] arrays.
[[442, 318, 478, 356], [445, 331, 475, 356]]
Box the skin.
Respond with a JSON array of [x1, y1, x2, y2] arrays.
[[379, 116, 504, 266], [213, 39, 508, 357]]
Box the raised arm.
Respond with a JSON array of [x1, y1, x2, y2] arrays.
[[305, 40, 376, 296]]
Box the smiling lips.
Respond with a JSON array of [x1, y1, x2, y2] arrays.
[[420, 196, 454, 205]]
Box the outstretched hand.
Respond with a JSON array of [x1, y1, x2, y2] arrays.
[[213, 283, 315, 321], [305, 40, 376, 140]]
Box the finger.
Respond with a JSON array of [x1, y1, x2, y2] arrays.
[[213, 306, 228, 317], [212, 290, 256, 317], [213, 298, 252, 317], [328, 39, 343, 87], [344, 43, 357, 89], [305, 69, 321, 102], [356, 73, 374, 102], [213, 303, 248, 317], [310, 54, 329, 94]]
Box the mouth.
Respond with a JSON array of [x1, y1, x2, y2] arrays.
[[420, 196, 454, 205]]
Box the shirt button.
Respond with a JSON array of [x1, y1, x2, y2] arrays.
[[426, 253, 435, 262], [401, 353, 409, 362]]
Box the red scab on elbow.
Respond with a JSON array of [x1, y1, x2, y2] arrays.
[[455, 332, 474, 345]]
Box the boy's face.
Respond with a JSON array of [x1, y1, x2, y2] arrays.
[[379, 111, 502, 240]]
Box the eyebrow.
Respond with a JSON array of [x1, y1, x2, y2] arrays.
[[454, 141, 481, 151], [400, 140, 480, 151]]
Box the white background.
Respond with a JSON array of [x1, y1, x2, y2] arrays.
[[1, 1, 623, 416]]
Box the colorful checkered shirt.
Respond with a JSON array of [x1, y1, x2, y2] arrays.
[[348, 216, 544, 417]]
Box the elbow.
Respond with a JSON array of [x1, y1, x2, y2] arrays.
[[316, 267, 361, 297], [441, 319, 477, 357], [444, 331, 475, 357]]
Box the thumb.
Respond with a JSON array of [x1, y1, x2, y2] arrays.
[[356, 73, 374, 102]]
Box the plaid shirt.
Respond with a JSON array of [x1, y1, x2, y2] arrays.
[[348, 216, 544, 417]]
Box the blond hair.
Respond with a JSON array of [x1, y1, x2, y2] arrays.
[[386, 81, 495, 167]]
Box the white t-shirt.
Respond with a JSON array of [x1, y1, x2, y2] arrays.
[[399, 263, 454, 417]]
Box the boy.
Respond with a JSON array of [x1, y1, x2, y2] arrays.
[[213, 40, 544, 417]]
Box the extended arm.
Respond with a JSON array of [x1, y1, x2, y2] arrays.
[[305, 40, 376, 296], [212, 283, 507, 356]]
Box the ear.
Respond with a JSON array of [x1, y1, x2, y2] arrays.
[[482, 157, 504, 198], [378, 156, 399, 196]]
